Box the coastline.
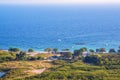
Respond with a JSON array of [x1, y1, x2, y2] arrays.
[[1, 46, 118, 53]]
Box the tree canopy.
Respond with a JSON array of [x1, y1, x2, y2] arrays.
[[8, 47, 20, 52], [28, 48, 34, 52]]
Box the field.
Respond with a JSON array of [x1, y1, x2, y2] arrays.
[[0, 60, 52, 80], [24, 60, 120, 80], [0, 51, 120, 80]]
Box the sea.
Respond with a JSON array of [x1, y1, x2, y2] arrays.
[[0, 5, 120, 51]]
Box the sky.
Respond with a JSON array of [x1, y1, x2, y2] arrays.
[[0, 0, 120, 5]]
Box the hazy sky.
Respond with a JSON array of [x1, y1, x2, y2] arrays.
[[0, 0, 120, 5]]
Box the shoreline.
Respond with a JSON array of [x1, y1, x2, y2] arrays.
[[1, 47, 118, 53], [0, 48, 117, 53]]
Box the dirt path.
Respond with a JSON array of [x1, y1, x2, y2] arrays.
[[16, 61, 47, 79], [30, 68, 46, 74], [27, 52, 38, 56], [29, 61, 46, 74]]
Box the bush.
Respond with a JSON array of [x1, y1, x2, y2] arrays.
[[37, 56, 44, 60], [28, 48, 34, 52], [0, 51, 15, 62], [8, 47, 20, 52], [83, 55, 100, 65]]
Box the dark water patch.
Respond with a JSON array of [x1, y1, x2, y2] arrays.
[[0, 6, 120, 51], [0, 72, 6, 78]]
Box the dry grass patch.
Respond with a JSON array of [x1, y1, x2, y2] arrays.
[[34, 53, 57, 59], [0, 60, 53, 80], [0, 61, 43, 70]]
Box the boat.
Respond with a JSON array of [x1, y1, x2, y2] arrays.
[[74, 42, 86, 45]]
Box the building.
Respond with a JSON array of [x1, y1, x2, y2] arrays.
[[82, 52, 89, 57], [49, 56, 59, 60], [59, 51, 72, 60]]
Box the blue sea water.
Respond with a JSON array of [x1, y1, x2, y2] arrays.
[[0, 5, 120, 51]]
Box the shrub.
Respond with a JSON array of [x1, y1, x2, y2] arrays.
[[28, 48, 34, 52]]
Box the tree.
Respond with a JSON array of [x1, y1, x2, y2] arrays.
[[79, 47, 87, 53], [83, 55, 100, 65], [53, 48, 58, 53], [28, 56, 36, 61], [45, 48, 52, 53], [80, 47, 87, 52], [8, 47, 20, 52], [73, 47, 88, 58], [96, 49, 100, 53], [89, 49, 95, 53], [28, 48, 34, 52], [118, 46, 120, 53], [8, 47, 13, 52], [14, 48, 20, 52], [118, 49, 120, 53], [64, 52, 72, 58], [37, 56, 44, 60], [16, 51, 26, 60], [74, 50, 81, 56], [109, 48, 116, 53], [99, 48, 106, 53]]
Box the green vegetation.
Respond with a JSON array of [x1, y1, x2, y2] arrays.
[[74, 47, 88, 58], [0, 51, 16, 62], [62, 52, 72, 59], [99, 48, 106, 53], [84, 53, 120, 66], [23, 53, 120, 80], [83, 55, 100, 65], [117, 46, 120, 53], [89, 49, 94, 53], [0, 47, 120, 80], [34, 53, 55, 59], [8, 47, 20, 52], [44, 48, 52, 53], [28, 48, 34, 52], [0, 61, 51, 80], [27, 56, 44, 61], [109, 48, 116, 53], [53, 48, 58, 53], [23, 60, 106, 80], [0, 50, 45, 62], [16, 51, 26, 60]]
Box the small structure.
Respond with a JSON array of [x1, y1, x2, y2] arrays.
[[59, 51, 72, 60], [82, 52, 89, 57], [49, 56, 59, 60]]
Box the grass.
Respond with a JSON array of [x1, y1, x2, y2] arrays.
[[0, 60, 52, 80], [23, 60, 120, 80], [34, 53, 60, 59], [0, 59, 120, 80], [0, 61, 43, 69], [0, 51, 120, 80]]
